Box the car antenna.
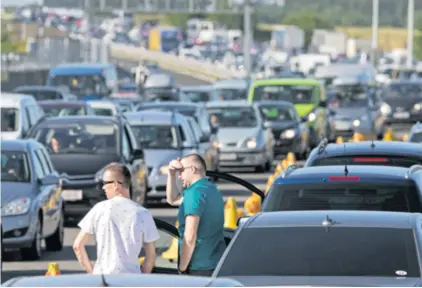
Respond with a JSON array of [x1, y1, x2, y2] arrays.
[[99, 273, 109, 287], [370, 124, 376, 149], [343, 144, 349, 176]]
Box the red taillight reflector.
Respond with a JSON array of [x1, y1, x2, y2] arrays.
[[329, 176, 360, 181], [353, 157, 388, 163]]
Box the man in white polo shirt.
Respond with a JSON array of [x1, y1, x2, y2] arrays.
[[73, 162, 159, 274]]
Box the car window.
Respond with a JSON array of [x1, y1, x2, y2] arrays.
[[309, 155, 422, 168], [263, 182, 422, 213], [409, 132, 422, 143], [1, 108, 19, 132], [33, 150, 46, 178], [1, 151, 31, 182], [92, 107, 114, 116], [252, 85, 315, 104], [121, 128, 131, 160], [27, 105, 40, 126], [187, 120, 201, 142], [35, 149, 50, 175], [259, 106, 297, 122], [206, 107, 258, 128], [131, 125, 179, 149], [178, 125, 186, 142], [216, 227, 420, 277], [40, 148, 55, 172], [181, 90, 211, 102], [18, 90, 60, 101]]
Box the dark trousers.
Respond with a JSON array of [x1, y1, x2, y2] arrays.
[[187, 269, 214, 277]]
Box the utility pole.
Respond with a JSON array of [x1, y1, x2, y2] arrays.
[[406, 0, 414, 68], [371, 0, 379, 66], [243, 0, 253, 78]]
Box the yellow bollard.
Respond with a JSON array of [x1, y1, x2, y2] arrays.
[[402, 133, 409, 142], [224, 197, 238, 229], [336, 136, 344, 144], [244, 196, 262, 216], [273, 162, 283, 176], [286, 152, 296, 166], [139, 257, 145, 265], [45, 263, 61, 276], [236, 208, 244, 218], [351, 132, 364, 142], [383, 127, 394, 141], [161, 221, 179, 262]]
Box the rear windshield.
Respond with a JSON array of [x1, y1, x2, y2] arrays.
[[263, 182, 422, 212], [309, 155, 422, 168], [18, 90, 61, 101], [217, 227, 420, 277]]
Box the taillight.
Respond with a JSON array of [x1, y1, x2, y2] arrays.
[[329, 176, 360, 181], [353, 157, 388, 163]]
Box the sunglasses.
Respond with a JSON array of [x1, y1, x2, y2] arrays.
[[101, 180, 123, 186]]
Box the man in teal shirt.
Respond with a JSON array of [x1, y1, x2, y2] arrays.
[[166, 154, 226, 276]]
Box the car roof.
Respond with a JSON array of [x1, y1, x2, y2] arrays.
[[138, 102, 200, 111], [87, 100, 119, 108], [36, 116, 121, 126], [1, 93, 36, 107], [38, 100, 86, 107], [205, 100, 253, 108], [49, 63, 114, 75], [245, 210, 419, 229], [307, 141, 422, 161], [254, 100, 296, 108], [125, 111, 185, 125], [388, 80, 422, 85], [213, 79, 248, 89], [14, 85, 64, 92], [251, 78, 320, 87], [275, 165, 410, 185], [180, 85, 213, 92], [2, 273, 241, 287], [1, 139, 41, 152]]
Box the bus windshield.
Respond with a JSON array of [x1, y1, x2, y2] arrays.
[[49, 74, 108, 98], [253, 85, 315, 104]]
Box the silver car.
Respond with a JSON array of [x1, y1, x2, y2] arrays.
[[206, 101, 274, 172], [125, 110, 200, 203]]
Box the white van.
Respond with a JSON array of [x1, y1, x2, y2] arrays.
[[1, 93, 44, 140]]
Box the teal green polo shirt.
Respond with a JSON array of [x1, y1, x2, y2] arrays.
[[177, 178, 226, 270]]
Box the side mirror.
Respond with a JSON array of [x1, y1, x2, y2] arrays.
[[132, 149, 144, 160], [39, 174, 60, 186], [200, 134, 210, 143]]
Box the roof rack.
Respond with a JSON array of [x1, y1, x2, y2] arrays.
[[406, 165, 422, 178]]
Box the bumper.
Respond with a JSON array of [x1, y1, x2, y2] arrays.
[[385, 112, 422, 125], [2, 213, 37, 250], [218, 149, 266, 167], [147, 171, 167, 199], [273, 138, 303, 156], [62, 179, 104, 217]]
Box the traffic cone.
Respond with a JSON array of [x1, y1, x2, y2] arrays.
[[224, 197, 238, 229], [273, 162, 283, 176], [45, 263, 60, 276], [244, 195, 261, 216], [351, 132, 364, 142], [265, 174, 275, 194], [281, 159, 288, 171], [139, 257, 145, 264], [383, 128, 394, 141], [161, 221, 179, 262], [336, 136, 344, 144], [237, 208, 244, 218]]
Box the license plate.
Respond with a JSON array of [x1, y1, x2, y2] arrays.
[[220, 153, 237, 160], [393, 112, 410, 119], [62, 190, 83, 201], [335, 121, 350, 131]]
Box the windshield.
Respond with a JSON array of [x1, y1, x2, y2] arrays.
[[328, 91, 369, 108], [49, 74, 108, 98], [41, 106, 86, 117], [180, 90, 211, 102], [1, 108, 19, 132], [309, 155, 422, 168], [131, 125, 179, 149], [409, 132, 422, 143], [383, 83, 422, 99], [215, 89, 247, 101], [1, 151, 31, 182], [217, 226, 420, 277], [263, 181, 422, 212], [253, 85, 315, 104], [259, 106, 297, 122], [17, 90, 61, 101], [92, 108, 114, 116], [207, 107, 258, 128], [32, 122, 119, 154]]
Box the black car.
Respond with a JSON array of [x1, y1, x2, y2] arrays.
[[255, 100, 311, 159], [25, 116, 148, 220]]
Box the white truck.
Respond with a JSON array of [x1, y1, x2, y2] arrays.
[[270, 25, 305, 52]]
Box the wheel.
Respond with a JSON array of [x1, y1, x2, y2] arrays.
[[45, 211, 64, 251], [21, 217, 42, 260], [264, 161, 271, 172], [255, 165, 265, 173]]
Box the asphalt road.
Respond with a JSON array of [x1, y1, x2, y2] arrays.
[[1, 171, 271, 283]]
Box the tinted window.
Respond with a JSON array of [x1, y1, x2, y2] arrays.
[[181, 91, 211, 102], [92, 108, 114, 116], [1, 108, 19, 132], [217, 227, 420, 277], [310, 155, 422, 168], [328, 91, 369, 108], [259, 106, 297, 122], [18, 90, 60, 101], [31, 122, 119, 155], [206, 107, 258, 128], [384, 83, 422, 99], [253, 85, 315, 104], [131, 125, 179, 149], [1, 151, 31, 182], [41, 105, 86, 117], [214, 89, 246, 101], [410, 132, 422, 143], [263, 182, 422, 212]]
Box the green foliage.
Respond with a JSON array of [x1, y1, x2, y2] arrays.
[[415, 12, 422, 60]]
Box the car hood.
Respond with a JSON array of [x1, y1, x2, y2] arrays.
[[144, 149, 183, 168], [1, 182, 34, 205], [266, 121, 299, 131], [50, 154, 120, 176], [217, 127, 261, 144], [332, 107, 368, 120], [229, 276, 421, 287], [295, 104, 315, 117]]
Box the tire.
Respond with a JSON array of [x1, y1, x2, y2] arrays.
[[255, 165, 265, 173], [21, 217, 42, 260], [45, 211, 64, 251]]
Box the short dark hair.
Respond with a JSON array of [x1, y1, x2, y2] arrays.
[[103, 162, 131, 188], [182, 153, 207, 171]]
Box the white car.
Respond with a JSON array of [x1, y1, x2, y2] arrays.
[[87, 100, 121, 116]]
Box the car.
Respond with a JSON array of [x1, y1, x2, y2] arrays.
[[25, 116, 148, 219], [408, 122, 422, 143], [261, 165, 422, 213], [205, 101, 274, 172], [212, 79, 249, 101], [1, 139, 64, 260], [1, 273, 244, 287], [13, 85, 78, 102], [124, 110, 209, 203], [87, 100, 122, 116], [109, 98, 136, 113], [179, 85, 216, 102], [142, 73, 179, 102], [213, 210, 422, 286], [38, 100, 97, 117], [305, 141, 422, 168], [255, 100, 311, 160]]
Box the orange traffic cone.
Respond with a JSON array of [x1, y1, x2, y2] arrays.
[[161, 221, 179, 262], [286, 152, 296, 166], [244, 195, 261, 216], [336, 136, 344, 144], [224, 197, 238, 229], [265, 174, 275, 194], [45, 263, 60, 276]]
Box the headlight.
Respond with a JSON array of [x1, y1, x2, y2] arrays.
[[281, 129, 296, 139], [308, 112, 316, 122], [246, 138, 257, 149], [2, 197, 31, 216], [380, 103, 391, 115], [159, 165, 169, 175], [414, 103, 422, 111], [353, 119, 360, 127]]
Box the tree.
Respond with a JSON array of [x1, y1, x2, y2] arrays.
[[414, 12, 422, 60], [282, 11, 334, 48]]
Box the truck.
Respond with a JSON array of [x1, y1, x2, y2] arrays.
[[270, 25, 305, 52], [148, 26, 181, 53]]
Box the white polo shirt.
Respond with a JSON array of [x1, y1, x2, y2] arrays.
[[78, 196, 160, 274]]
